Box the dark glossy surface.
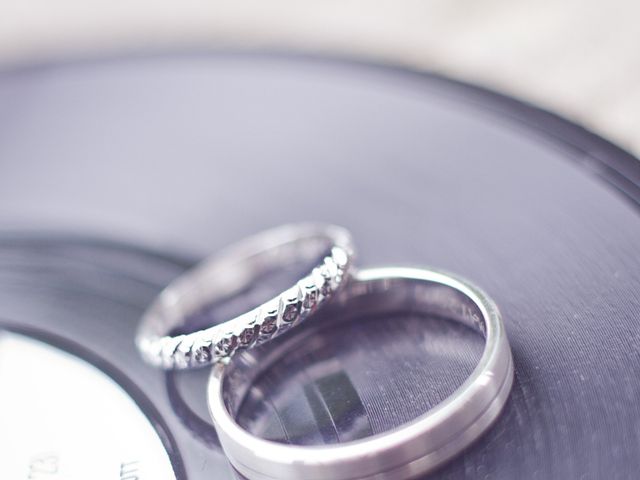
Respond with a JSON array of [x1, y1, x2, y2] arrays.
[[0, 53, 639, 479]]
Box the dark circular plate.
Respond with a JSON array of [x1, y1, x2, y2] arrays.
[[0, 53, 638, 480]]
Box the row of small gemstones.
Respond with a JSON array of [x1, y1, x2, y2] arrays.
[[155, 245, 350, 369]]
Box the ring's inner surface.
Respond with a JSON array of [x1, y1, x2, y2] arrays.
[[147, 233, 333, 337], [222, 276, 486, 445]]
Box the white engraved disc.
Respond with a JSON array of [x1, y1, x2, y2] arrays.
[[0, 331, 177, 480]]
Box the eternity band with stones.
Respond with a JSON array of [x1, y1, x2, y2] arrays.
[[207, 267, 514, 480], [136, 223, 355, 369]]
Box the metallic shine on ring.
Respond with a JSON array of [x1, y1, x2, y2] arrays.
[[136, 223, 354, 369], [207, 267, 514, 480]]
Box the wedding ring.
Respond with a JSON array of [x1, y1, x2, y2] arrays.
[[136, 223, 354, 369], [207, 267, 514, 480]]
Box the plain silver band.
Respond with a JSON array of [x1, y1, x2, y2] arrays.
[[207, 267, 514, 480], [136, 223, 354, 369]]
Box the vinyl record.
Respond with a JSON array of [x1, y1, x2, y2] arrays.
[[0, 53, 638, 480]]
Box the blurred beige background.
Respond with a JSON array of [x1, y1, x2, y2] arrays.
[[0, 0, 638, 155]]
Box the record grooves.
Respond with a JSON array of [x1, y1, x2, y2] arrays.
[[0, 53, 639, 479]]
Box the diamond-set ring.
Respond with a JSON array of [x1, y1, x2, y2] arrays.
[[136, 223, 354, 369]]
